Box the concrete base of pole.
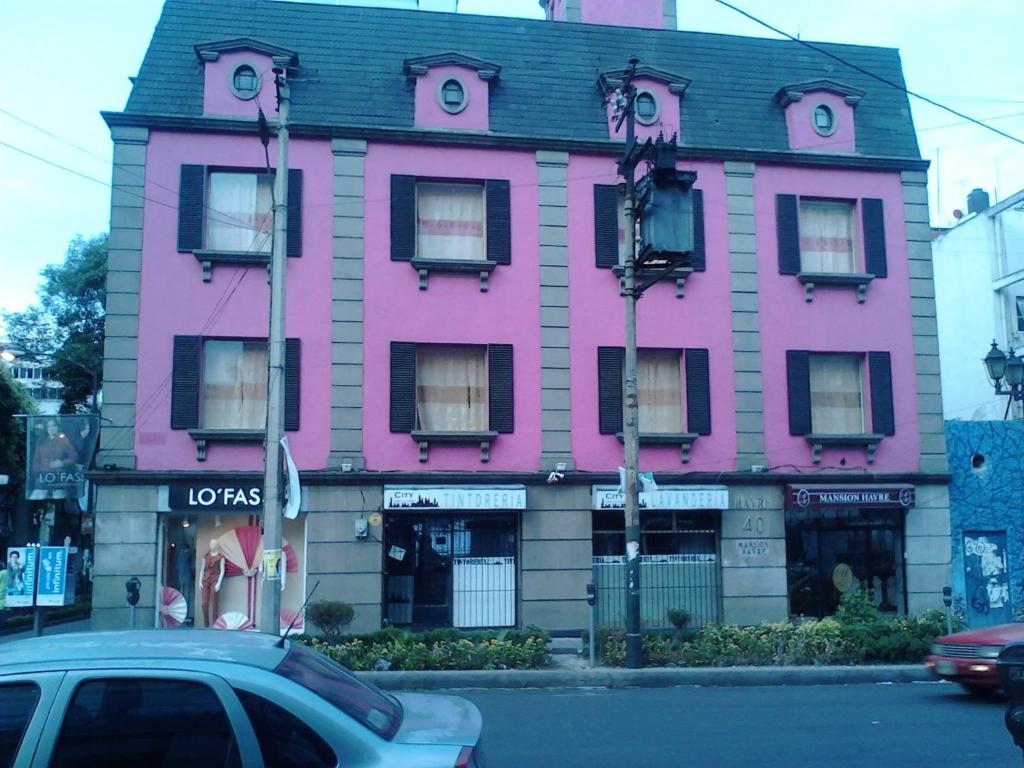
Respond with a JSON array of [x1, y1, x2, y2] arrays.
[[626, 633, 643, 669]]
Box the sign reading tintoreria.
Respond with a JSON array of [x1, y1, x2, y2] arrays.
[[25, 415, 99, 500]]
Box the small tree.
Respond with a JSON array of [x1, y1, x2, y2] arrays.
[[307, 600, 355, 640]]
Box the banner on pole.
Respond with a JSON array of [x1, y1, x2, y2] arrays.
[[36, 547, 70, 607], [26, 415, 99, 500], [6, 547, 37, 608]]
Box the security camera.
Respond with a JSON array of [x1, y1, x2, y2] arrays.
[[546, 471, 565, 484]]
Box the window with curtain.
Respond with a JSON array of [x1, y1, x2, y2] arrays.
[[1016, 296, 1024, 332], [809, 354, 863, 434], [416, 182, 485, 261], [207, 171, 274, 253], [799, 199, 855, 274], [637, 349, 683, 433], [202, 340, 269, 430], [617, 192, 628, 264], [415, 345, 488, 432]]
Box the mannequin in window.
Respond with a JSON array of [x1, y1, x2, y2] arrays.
[[201, 539, 226, 627]]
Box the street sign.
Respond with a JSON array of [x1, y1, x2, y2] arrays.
[[36, 547, 70, 607]]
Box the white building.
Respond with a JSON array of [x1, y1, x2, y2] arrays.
[[934, 188, 1024, 420], [1, 357, 62, 415]]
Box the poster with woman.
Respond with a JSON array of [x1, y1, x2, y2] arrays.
[[6, 547, 37, 608], [25, 415, 99, 500]]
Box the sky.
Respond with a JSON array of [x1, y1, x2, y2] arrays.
[[2, 0, 1022, 317]]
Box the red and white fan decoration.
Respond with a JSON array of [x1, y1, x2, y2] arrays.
[[160, 587, 187, 628], [213, 612, 255, 631], [215, 525, 299, 623]]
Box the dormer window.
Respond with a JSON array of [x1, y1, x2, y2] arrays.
[[231, 64, 260, 100], [635, 91, 659, 125], [439, 78, 468, 113], [813, 104, 836, 136]]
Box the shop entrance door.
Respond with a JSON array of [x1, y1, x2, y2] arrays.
[[384, 514, 516, 629], [786, 508, 906, 619]]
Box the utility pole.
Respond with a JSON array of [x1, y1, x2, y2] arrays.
[[258, 68, 290, 635], [615, 56, 644, 669]]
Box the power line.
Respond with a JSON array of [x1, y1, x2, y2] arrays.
[[708, 0, 1024, 148]]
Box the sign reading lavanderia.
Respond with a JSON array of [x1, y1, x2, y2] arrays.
[[26, 415, 99, 500], [785, 484, 915, 510], [384, 486, 526, 511], [592, 486, 729, 511]]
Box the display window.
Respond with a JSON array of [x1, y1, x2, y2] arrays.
[[159, 514, 307, 632], [383, 514, 517, 629], [785, 507, 905, 619]]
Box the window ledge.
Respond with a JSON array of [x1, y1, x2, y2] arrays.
[[187, 429, 264, 461], [411, 258, 497, 292], [613, 265, 694, 299], [805, 433, 884, 465], [616, 431, 699, 463], [193, 250, 271, 282], [411, 430, 499, 463], [796, 272, 875, 303]]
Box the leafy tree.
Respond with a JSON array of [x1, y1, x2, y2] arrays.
[[0, 365, 35, 500], [3, 235, 107, 413]]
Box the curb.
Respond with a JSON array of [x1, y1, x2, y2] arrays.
[[362, 664, 932, 690]]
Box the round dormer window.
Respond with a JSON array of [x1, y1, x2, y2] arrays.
[[439, 78, 468, 114], [812, 104, 837, 136], [634, 90, 659, 126], [230, 64, 261, 100]]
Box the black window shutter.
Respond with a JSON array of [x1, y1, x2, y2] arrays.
[[488, 344, 514, 433], [869, 351, 895, 436], [486, 180, 512, 265], [390, 175, 417, 261], [171, 336, 202, 430], [177, 165, 206, 252], [598, 347, 625, 434], [390, 342, 417, 432], [594, 184, 621, 269], [690, 188, 706, 272], [685, 348, 712, 435], [786, 350, 812, 435], [776, 194, 801, 275], [862, 198, 887, 278], [286, 169, 303, 257], [284, 338, 301, 431]]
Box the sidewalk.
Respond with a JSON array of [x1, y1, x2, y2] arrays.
[[0, 617, 92, 643], [362, 664, 933, 690]]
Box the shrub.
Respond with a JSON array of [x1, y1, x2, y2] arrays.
[[667, 609, 691, 630], [306, 600, 355, 639]]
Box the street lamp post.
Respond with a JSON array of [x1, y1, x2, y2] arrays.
[[982, 341, 1024, 419]]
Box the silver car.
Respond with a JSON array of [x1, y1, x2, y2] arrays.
[[0, 630, 483, 768]]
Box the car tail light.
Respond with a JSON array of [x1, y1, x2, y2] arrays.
[[455, 746, 475, 768]]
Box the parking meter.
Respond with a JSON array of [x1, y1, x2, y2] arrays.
[[586, 582, 597, 668], [125, 577, 141, 607], [942, 586, 952, 607], [996, 643, 1024, 755], [586, 582, 596, 607]]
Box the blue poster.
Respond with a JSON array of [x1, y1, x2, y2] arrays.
[[964, 532, 1011, 628], [36, 547, 69, 607], [6, 547, 37, 608]]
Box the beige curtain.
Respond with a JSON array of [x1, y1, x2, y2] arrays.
[[202, 341, 269, 429], [799, 200, 855, 273], [207, 172, 273, 253], [638, 350, 683, 433], [617, 194, 629, 264], [416, 346, 487, 431], [417, 183, 485, 261], [809, 354, 863, 434]]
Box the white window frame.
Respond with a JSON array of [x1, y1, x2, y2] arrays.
[[808, 353, 865, 435], [414, 344, 489, 433], [200, 339, 269, 431], [798, 198, 858, 275], [205, 171, 274, 254]]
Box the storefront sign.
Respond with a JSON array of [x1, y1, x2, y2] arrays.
[[36, 547, 70, 607], [168, 482, 264, 511], [786, 484, 915, 510], [5, 547, 37, 608], [592, 485, 729, 511], [384, 486, 526, 511]]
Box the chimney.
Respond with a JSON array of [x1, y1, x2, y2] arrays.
[[541, 0, 677, 30], [967, 188, 991, 215]]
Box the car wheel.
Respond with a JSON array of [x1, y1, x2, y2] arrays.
[[961, 683, 998, 697]]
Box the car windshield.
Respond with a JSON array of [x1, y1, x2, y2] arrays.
[[274, 643, 403, 741]]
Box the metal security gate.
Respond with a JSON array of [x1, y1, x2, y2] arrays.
[[384, 514, 517, 629], [592, 510, 721, 629]]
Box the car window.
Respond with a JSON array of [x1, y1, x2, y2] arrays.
[[50, 678, 241, 768], [235, 688, 337, 768], [0, 683, 39, 768], [274, 644, 403, 741]]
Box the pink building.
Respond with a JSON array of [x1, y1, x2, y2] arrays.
[[92, 0, 950, 634]]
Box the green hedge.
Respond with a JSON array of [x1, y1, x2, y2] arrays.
[[598, 590, 958, 667], [298, 626, 549, 671]]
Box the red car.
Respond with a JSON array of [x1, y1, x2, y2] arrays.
[[926, 622, 1024, 694]]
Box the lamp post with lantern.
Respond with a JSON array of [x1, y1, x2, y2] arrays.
[[982, 341, 1024, 419]]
